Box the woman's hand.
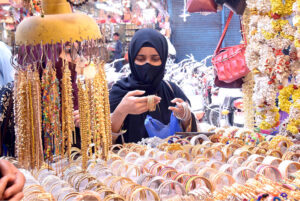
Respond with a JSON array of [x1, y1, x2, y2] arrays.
[[0, 160, 25, 201], [168, 98, 186, 119], [73, 110, 80, 127], [118, 90, 161, 115], [169, 98, 192, 131]]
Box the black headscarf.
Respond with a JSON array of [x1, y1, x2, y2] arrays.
[[109, 29, 196, 143]]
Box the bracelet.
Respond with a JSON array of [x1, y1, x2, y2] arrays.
[[173, 150, 191, 161], [174, 102, 191, 122], [147, 176, 166, 190], [245, 161, 262, 170], [136, 173, 155, 186], [262, 156, 282, 167], [147, 95, 156, 112], [158, 180, 186, 197], [190, 135, 210, 145], [103, 194, 125, 201], [246, 154, 264, 163], [282, 151, 300, 161], [124, 152, 140, 162], [206, 160, 224, 169], [191, 145, 207, 156], [125, 165, 141, 178], [185, 175, 213, 192], [266, 149, 283, 158], [197, 167, 218, 180], [233, 167, 256, 184], [255, 164, 283, 182], [119, 183, 139, 199], [278, 160, 300, 179], [117, 148, 130, 157], [110, 144, 123, 152], [234, 148, 252, 158], [219, 164, 234, 175], [95, 187, 115, 197], [129, 186, 160, 201], [203, 147, 226, 162], [211, 172, 235, 191]]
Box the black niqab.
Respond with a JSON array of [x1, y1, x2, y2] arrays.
[[109, 29, 196, 143]]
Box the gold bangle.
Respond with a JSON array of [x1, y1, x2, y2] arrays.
[[185, 175, 213, 192], [62, 192, 80, 201], [197, 167, 218, 180], [234, 148, 252, 158], [129, 187, 160, 201], [282, 152, 300, 161], [211, 172, 235, 190], [269, 136, 293, 151], [110, 176, 133, 191], [266, 149, 282, 158], [222, 143, 241, 158], [103, 194, 125, 201], [125, 165, 141, 178], [95, 187, 115, 197], [173, 150, 191, 161], [203, 147, 226, 162], [23, 185, 44, 193], [193, 157, 209, 164], [110, 144, 123, 152]]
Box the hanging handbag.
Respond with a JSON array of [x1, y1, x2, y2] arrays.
[[215, 0, 247, 15], [212, 11, 249, 84], [187, 0, 217, 13]]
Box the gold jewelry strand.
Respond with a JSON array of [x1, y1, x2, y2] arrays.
[[27, 70, 36, 169], [97, 66, 107, 160], [15, 71, 27, 168], [99, 62, 112, 158], [32, 70, 44, 169], [77, 80, 91, 171], [25, 71, 31, 169], [92, 70, 103, 159], [86, 79, 94, 159], [61, 61, 75, 160]]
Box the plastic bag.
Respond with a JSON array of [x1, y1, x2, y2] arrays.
[[144, 113, 183, 139]]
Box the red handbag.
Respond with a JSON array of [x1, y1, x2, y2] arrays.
[[187, 0, 217, 13], [212, 11, 249, 83]]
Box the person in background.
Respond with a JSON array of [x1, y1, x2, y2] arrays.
[[0, 42, 14, 87], [109, 33, 123, 72], [109, 29, 197, 143]]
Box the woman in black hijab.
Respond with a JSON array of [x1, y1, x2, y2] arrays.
[[110, 28, 197, 143]]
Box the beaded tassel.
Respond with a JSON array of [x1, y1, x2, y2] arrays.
[[41, 63, 61, 163]]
